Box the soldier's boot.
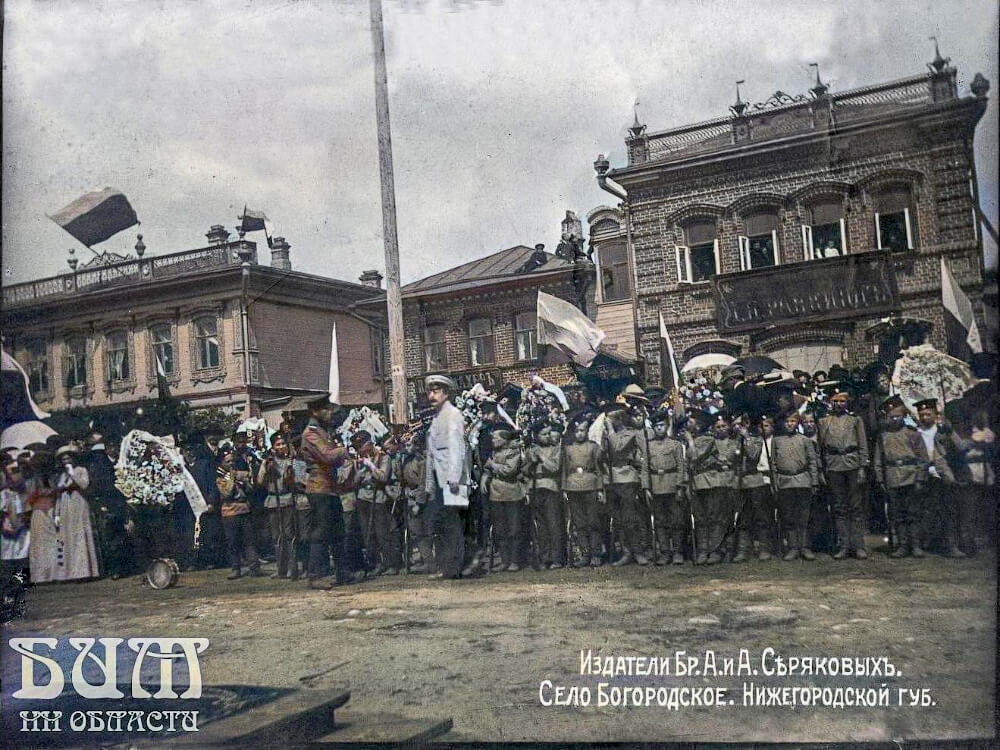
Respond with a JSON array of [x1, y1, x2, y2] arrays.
[[731, 530, 751, 563], [706, 526, 724, 565], [889, 523, 910, 558], [669, 534, 685, 565], [694, 527, 708, 565], [800, 528, 816, 561], [832, 516, 851, 559], [782, 524, 799, 560], [852, 517, 868, 558], [653, 529, 670, 565], [944, 527, 967, 558], [909, 524, 926, 558], [756, 533, 772, 561]]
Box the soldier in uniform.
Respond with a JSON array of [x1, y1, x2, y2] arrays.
[[772, 410, 819, 561], [913, 398, 962, 557], [605, 405, 649, 566], [401, 432, 433, 572], [873, 395, 937, 558], [645, 409, 686, 565], [483, 428, 524, 571], [562, 412, 606, 567], [298, 393, 350, 588], [687, 410, 737, 565], [423, 374, 469, 579], [731, 414, 767, 563], [525, 422, 566, 569], [354, 431, 401, 575], [817, 384, 870, 559]]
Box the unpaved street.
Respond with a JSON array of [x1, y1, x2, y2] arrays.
[[6, 550, 996, 743]]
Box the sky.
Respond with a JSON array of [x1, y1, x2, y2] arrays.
[[2, 0, 997, 289]]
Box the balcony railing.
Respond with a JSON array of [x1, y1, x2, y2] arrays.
[[2, 241, 257, 308]]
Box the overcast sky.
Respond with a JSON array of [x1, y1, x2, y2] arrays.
[[2, 0, 997, 289]]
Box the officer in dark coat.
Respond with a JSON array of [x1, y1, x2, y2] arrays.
[[82, 425, 129, 578]]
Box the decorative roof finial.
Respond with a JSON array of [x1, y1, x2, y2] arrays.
[[628, 98, 646, 138], [134, 233, 145, 258], [730, 80, 747, 117], [928, 36, 950, 73], [809, 63, 828, 97]]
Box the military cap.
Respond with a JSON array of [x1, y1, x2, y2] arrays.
[[792, 369, 810, 379], [305, 392, 334, 410], [424, 374, 456, 391], [820, 381, 854, 401], [568, 409, 596, 427], [350, 430, 373, 447], [881, 394, 907, 413], [913, 398, 939, 412]]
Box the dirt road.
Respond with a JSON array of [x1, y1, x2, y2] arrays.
[[6, 550, 996, 743]]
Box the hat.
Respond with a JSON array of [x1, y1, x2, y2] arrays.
[[881, 394, 907, 413], [424, 374, 456, 391], [792, 370, 810, 379], [56, 444, 79, 457], [306, 392, 334, 410], [913, 398, 939, 411], [649, 409, 670, 425], [820, 381, 854, 401], [813, 370, 828, 380], [350, 430, 373, 447], [686, 407, 714, 431]]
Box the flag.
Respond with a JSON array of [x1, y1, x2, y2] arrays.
[[659, 312, 682, 392], [1, 347, 50, 432], [941, 257, 983, 354], [49, 188, 138, 247], [239, 206, 274, 246], [155, 354, 172, 402], [328, 323, 341, 404], [536, 291, 605, 367]]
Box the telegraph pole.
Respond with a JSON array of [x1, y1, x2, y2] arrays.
[[370, 0, 408, 426]]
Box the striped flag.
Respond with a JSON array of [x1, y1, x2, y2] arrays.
[[659, 312, 682, 393], [1, 346, 50, 432], [536, 291, 605, 367], [239, 206, 274, 247], [941, 256, 983, 355], [49, 188, 138, 247]]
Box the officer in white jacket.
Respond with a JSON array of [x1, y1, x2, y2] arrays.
[[424, 374, 469, 578]]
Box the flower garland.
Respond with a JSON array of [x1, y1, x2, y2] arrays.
[[114, 432, 185, 506], [515, 377, 567, 438]]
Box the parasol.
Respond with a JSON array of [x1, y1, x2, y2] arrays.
[[681, 353, 736, 373], [1, 421, 57, 451], [733, 355, 785, 378], [891, 344, 988, 413]]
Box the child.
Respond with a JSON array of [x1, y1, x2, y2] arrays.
[[645, 410, 686, 565], [526, 422, 565, 569], [562, 413, 606, 567], [483, 428, 524, 572], [772, 410, 819, 561], [686, 410, 737, 565]]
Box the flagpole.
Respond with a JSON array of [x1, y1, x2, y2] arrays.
[[370, 0, 408, 427]]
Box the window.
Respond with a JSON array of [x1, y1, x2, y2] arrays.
[[65, 338, 87, 389], [151, 324, 174, 375], [514, 312, 537, 361], [874, 187, 914, 251], [598, 244, 630, 301], [468, 317, 494, 367], [676, 220, 719, 283], [424, 324, 446, 372], [738, 213, 779, 270], [26, 341, 49, 396], [371, 329, 385, 377], [106, 331, 131, 382], [194, 317, 220, 370], [802, 201, 847, 260]]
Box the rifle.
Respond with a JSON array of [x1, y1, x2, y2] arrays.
[[640, 408, 657, 563], [761, 433, 780, 555], [877, 430, 895, 552], [717, 428, 751, 559], [527, 437, 542, 572], [815, 418, 837, 553]]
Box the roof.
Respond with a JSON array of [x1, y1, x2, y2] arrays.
[[400, 245, 576, 298]]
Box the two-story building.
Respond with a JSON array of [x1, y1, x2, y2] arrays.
[[1, 227, 386, 424], [592, 52, 992, 380]]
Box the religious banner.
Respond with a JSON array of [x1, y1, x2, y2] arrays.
[[713, 251, 899, 333]]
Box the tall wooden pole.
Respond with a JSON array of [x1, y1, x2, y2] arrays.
[[370, 0, 408, 426]]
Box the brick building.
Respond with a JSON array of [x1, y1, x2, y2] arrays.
[[359, 237, 607, 416], [593, 52, 992, 381], [1, 227, 386, 424]]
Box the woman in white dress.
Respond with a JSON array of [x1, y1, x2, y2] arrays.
[[29, 446, 100, 582]]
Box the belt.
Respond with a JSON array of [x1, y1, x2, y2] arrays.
[[889, 458, 923, 467], [826, 446, 858, 455], [653, 468, 678, 475], [776, 469, 805, 476]]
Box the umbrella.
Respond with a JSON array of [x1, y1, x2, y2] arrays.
[[681, 353, 736, 373], [733, 355, 785, 378], [891, 343, 988, 413], [944, 380, 996, 425], [1, 421, 57, 451]]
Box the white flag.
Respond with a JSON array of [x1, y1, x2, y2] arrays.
[[659, 312, 681, 389], [941, 257, 982, 353], [328, 323, 341, 403], [536, 291, 605, 367]]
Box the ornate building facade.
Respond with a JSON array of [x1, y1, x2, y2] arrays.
[[593, 52, 992, 380]]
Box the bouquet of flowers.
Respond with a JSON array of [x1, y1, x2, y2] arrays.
[[114, 430, 186, 506], [679, 374, 725, 414], [516, 376, 568, 438]]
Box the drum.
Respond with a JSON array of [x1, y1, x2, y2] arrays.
[[145, 558, 180, 589]]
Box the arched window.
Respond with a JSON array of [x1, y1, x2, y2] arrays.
[[151, 324, 174, 375], [194, 317, 220, 370], [106, 331, 130, 382], [802, 200, 847, 259], [676, 220, 719, 283], [874, 186, 915, 250], [738, 212, 779, 270]]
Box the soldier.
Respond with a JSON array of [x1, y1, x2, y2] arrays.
[[216, 446, 263, 580], [731, 414, 769, 563], [873, 395, 938, 558], [913, 398, 962, 557], [256, 434, 298, 580], [772, 410, 819, 561], [605, 405, 649, 566], [354, 431, 401, 575], [483, 428, 524, 572], [562, 412, 607, 567], [526, 422, 566, 569], [400, 432, 433, 572], [645, 409, 686, 565], [298, 393, 350, 589], [817, 384, 870, 560], [687, 410, 737, 565]]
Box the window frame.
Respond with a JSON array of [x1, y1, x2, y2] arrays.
[[105, 330, 132, 383], [64, 337, 88, 390], [597, 243, 630, 302], [514, 311, 538, 362], [150, 323, 175, 376], [738, 229, 780, 270], [193, 316, 221, 371], [802, 218, 848, 260], [25, 340, 50, 398], [875, 208, 913, 251], [423, 323, 447, 373], [467, 316, 495, 367]]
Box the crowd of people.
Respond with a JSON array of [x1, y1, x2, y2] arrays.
[[2, 362, 995, 590]]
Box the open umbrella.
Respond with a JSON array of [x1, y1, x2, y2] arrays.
[[1, 421, 57, 451], [944, 380, 996, 425], [681, 353, 736, 373], [891, 344, 987, 413], [733, 355, 785, 378]]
